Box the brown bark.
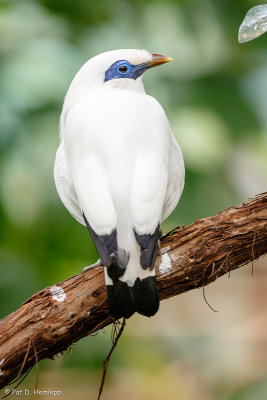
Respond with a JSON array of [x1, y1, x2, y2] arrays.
[[0, 192, 266, 389]]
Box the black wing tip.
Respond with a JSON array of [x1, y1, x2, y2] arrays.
[[83, 214, 129, 280], [134, 225, 160, 270], [107, 276, 159, 319], [83, 213, 118, 267]]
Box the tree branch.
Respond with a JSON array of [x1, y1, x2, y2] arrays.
[[0, 193, 267, 389]]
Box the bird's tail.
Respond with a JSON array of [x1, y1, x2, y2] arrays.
[[105, 225, 160, 319], [84, 214, 160, 319], [105, 257, 159, 319]]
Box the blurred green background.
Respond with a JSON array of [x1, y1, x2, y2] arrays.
[[0, 0, 266, 399]]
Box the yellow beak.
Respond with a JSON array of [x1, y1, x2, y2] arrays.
[[149, 53, 173, 67]]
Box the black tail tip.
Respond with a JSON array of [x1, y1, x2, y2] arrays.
[[107, 276, 159, 319], [107, 281, 135, 319], [133, 276, 159, 317]]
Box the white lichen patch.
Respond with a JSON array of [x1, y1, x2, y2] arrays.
[[87, 311, 91, 316], [50, 286, 66, 302], [161, 245, 170, 255], [159, 253, 172, 275]]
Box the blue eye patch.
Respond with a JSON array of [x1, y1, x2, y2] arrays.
[[104, 60, 151, 82]]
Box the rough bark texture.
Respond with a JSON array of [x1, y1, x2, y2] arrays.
[[0, 193, 266, 389]]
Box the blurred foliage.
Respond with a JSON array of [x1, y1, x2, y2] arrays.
[[0, 0, 266, 399]]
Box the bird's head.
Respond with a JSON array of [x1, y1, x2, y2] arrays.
[[67, 49, 172, 98], [103, 49, 172, 85]]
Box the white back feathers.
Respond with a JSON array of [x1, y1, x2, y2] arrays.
[[54, 49, 184, 318]]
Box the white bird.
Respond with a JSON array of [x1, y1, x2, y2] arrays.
[[54, 49, 184, 319]]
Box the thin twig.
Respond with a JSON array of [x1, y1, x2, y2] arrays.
[[32, 341, 39, 391], [97, 318, 126, 400], [202, 286, 218, 312], [251, 230, 256, 277], [66, 345, 73, 361], [16, 339, 32, 380]]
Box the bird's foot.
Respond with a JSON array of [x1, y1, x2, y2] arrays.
[[83, 259, 101, 272]]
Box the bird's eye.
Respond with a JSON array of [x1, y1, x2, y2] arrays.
[[118, 65, 128, 74]]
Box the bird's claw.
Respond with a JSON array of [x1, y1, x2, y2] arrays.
[[83, 259, 101, 272]]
